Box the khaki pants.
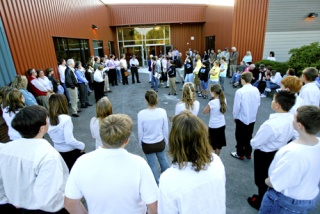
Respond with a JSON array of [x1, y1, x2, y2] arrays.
[[35, 95, 49, 110], [169, 77, 176, 94], [67, 87, 78, 114], [230, 64, 237, 77], [104, 75, 110, 91]]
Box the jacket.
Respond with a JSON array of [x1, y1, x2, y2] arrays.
[[65, 66, 77, 89]]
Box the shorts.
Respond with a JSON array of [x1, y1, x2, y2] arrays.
[[201, 80, 209, 90]]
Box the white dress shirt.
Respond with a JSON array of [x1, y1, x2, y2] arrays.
[[299, 82, 320, 106], [270, 72, 282, 86], [38, 76, 52, 91], [175, 101, 200, 116], [90, 117, 102, 149], [58, 65, 66, 83], [129, 58, 139, 67], [251, 113, 294, 152], [138, 108, 169, 146], [93, 69, 104, 82], [158, 154, 226, 214], [233, 84, 260, 125], [0, 138, 69, 212], [48, 114, 85, 152], [30, 77, 48, 92]]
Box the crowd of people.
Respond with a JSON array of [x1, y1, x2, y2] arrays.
[[0, 47, 320, 214]]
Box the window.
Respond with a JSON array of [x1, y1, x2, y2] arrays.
[[93, 40, 104, 57], [53, 37, 90, 67]]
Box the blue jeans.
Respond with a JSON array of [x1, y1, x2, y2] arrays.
[[253, 80, 260, 88], [61, 83, 71, 103], [264, 82, 280, 95], [116, 68, 121, 82], [219, 76, 226, 91], [231, 73, 241, 84], [185, 73, 194, 83], [145, 149, 169, 184], [259, 188, 316, 214], [151, 74, 159, 91]]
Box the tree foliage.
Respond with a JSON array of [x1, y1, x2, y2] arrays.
[[255, 60, 288, 76]]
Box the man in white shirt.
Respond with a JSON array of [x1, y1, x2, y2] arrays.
[[299, 67, 320, 106], [58, 58, 70, 104], [231, 72, 260, 160], [248, 91, 296, 210], [64, 114, 158, 214], [129, 55, 141, 84], [0, 105, 69, 213]]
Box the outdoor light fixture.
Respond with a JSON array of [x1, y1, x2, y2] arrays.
[[92, 24, 99, 29], [307, 13, 318, 18]]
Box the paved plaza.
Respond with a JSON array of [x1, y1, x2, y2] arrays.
[[45, 68, 320, 214]]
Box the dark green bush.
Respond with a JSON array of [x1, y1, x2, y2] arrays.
[[287, 42, 320, 75], [255, 60, 288, 76]]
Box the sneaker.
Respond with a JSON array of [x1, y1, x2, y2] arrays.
[[203, 95, 207, 99], [260, 94, 267, 98], [174, 93, 177, 95], [165, 86, 169, 88], [265, 87, 271, 92], [198, 93, 203, 97], [230, 152, 244, 160], [247, 195, 261, 210], [168, 93, 172, 95]]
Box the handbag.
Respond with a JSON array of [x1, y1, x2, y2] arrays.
[[154, 72, 161, 79], [124, 70, 130, 77]]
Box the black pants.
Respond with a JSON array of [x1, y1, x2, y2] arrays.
[[131, 67, 139, 83], [0, 204, 68, 214], [77, 83, 88, 106], [60, 149, 84, 171], [93, 81, 104, 103], [235, 119, 255, 157], [254, 149, 277, 203], [108, 69, 117, 86], [121, 68, 129, 85]]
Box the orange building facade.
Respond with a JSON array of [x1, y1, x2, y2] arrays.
[[0, 0, 269, 83]]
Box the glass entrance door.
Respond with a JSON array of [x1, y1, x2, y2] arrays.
[[146, 45, 165, 58], [122, 46, 144, 67]]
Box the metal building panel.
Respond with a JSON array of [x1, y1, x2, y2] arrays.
[[108, 4, 206, 26], [231, 0, 269, 62]]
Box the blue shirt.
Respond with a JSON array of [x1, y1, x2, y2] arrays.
[[75, 69, 88, 84], [20, 89, 38, 106]]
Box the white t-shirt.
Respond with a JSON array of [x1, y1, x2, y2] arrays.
[[0, 138, 69, 212], [267, 56, 276, 61], [90, 117, 102, 149], [58, 65, 67, 83], [208, 99, 226, 128], [299, 82, 320, 107], [48, 114, 85, 152], [158, 154, 226, 214], [65, 148, 158, 214], [289, 95, 304, 115], [138, 108, 169, 145], [2, 107, 21, 140], [175, 100, 200, 116], [269, 139, 320, 200]]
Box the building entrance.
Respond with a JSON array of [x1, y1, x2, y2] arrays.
[[122, 46, 144, 67]]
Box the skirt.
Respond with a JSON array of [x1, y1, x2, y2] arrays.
[[208, 125, 226, 149]]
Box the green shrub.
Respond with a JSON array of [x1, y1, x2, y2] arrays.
[[255, 60, 288, 76], [287, 42, 320, 75]]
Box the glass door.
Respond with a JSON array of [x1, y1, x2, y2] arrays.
[[146, 45, 165, 58], [122, 45, 144, 67]]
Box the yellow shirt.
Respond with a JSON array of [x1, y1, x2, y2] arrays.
[[194, 60, 202, 74], [210, 66, 220, 81]]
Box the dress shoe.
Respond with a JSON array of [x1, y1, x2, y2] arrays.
[[72, 113, 80, 117], [86, 103, 93, 106], [81, 105, 88, 108], [107, 90, 112, 93], [137, 81, 141, 83], [77, 109, 82, 112]]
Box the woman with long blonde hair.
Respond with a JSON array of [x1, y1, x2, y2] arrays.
[[175, 82, 200, 116], [90, 97, 113, 149], [158, 111, 226, 213]]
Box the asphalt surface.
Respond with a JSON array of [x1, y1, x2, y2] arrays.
[[45, 67, 320, 214]]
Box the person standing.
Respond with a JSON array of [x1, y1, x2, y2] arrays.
[[64, 114, 158, 214], [75, 61, 91, 108], [229, 47, 239, 78], [158, 111, 226, 214], [175, 82, 200, 116], [167, 61, 177, 95], [299, 67, 320, 106], [93, 65, 106, 103], [120, 54, 129, 85], [148, 54, 153, 83], [58, 58, 70, 104], [231, 72, 260, 160], [130, 55, 140, 84], [150, 56, 159, 92], [107, 54, 118, 86], [65, 59, 79, 117], [219, 57, 228, 91], [209, 49, 217, 69], [0, 105, 69, 214], [138, 90, 170, 184]]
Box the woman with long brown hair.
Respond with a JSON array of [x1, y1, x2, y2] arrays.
[[203, 84, 227, 155], [47, 94, 85, 170], [158, 111, 226, 213], [138, 90, 169, 185], [175, 82, 200, 116], [90, 97, 113, 149], [2, 89, 24, 140]]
